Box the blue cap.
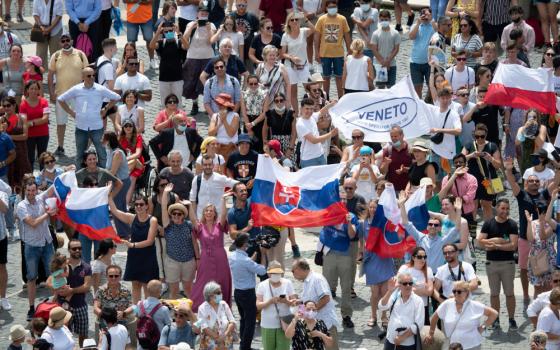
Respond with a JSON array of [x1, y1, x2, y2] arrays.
[[359, 146, 372, 156], [237, 133, 252, 144]]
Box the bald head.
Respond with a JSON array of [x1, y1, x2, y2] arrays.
[[82, 68, 95, 85], [147, 279, 162, 297]]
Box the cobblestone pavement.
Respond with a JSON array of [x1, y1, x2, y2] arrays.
[[0, 2, 548, 348]]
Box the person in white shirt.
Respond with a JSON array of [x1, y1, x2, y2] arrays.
[[97, 38, 120, 130], [378, 272, 425, 349], [296, 98, 337, 168], [398, 247, 434, 324], [189, 154, 238, 218], [528, 271, 560, 328], [351, 146, 380, 201], [426, 281, 497, 349], [40, 307, 75, 350], [57, 67, 121, 168], [444, 50, 475, 94], [113, 58, 152, 107], [433, 243, 478, 301], [99, 306, 130, 350], [32, 0, 63, 69], [537, 287, 560, 350], [351, 0, 378, 53], [523, 149, 556, 190]]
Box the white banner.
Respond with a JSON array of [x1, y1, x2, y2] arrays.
[[330, 77, 432, 143]]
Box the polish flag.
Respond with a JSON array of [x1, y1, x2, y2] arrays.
[[484, 64, 556, 115]]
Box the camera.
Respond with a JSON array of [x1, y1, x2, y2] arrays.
[[252, 226, 281, 249]]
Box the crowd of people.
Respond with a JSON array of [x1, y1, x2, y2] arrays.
[[1, 0, 560, 349]]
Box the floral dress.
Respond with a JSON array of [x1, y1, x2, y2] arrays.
[[242, 87, 267, 153], [94, 284, 133, 326], [197, 301, 237, 350], [528, 221, 556, 286]]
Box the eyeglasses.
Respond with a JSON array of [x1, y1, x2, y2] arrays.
[[414, 255, 427, 260], [108, 274, 120, 278], [134, 202, 146, 207], [2, 104, 11, 108], [123, 124, 134, 128], [460, 24, 469, 27], [248, 82, 259, 86], [546, 52, 555, 57], [474, 134, 486, 139], [352, 135, 363, 140], [171, 212, 184, 217], [343, 187, 355, 191], [44, 160, 55, 165], [128, 62, 139, 66], [214, 65, 225, 70], [456, 57, 467, 61], [265, 26, 273, 30], [70, 247, 82, 251], [236, 3, 246, 7], [60, 38, 71, 43], [452, 289, 466, 295], [443, 250, 457, 255], [167, 100, 178, 105], [87, 183, 98, 187], [400, 282, 414, 286], [553, 279, 560, 283], [290, 18, 299, 22], [457, 93, 469, 97], [427, 222, 440, 227], [527, 179, 540, 183], [274, 99, 284, 103]]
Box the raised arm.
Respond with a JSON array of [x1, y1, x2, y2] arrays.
[[161, 183, 174, 228], [504, 157, 521, 196], [546, 188, 559, 231]]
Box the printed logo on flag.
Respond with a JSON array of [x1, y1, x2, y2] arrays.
[[273, 181, 301, 215], [341, 97, 418, 133], [383, 221, 407, 245]]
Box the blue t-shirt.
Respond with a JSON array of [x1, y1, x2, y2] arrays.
[[164, 221, 195, 262], [158, 323, 197, 349], [320, 214, 359, 253], [0, 132, 14, 177], [227, 200, 260, 238], [411, 22, 435, 64]]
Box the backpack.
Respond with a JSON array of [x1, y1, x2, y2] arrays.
[[75, 33, 93, 60], [90, 59, 112, 85], [136, 302, 163, 350], [34, 299, 59, 323]]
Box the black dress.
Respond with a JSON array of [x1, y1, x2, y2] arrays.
[[408, 161, 431, 186], [123, 215, 159, 283], [292, 319, 330, 350]]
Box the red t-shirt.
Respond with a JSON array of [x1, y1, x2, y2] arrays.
[[383, 143, 413, 191], [22, 72, 43, 85], [259, 0, 293, 33], [19, 98, 49, 137]]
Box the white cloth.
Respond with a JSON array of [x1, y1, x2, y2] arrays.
[[173, 130, 192, 168], [537, 306, 560, 350], [281, 28, 309, 70], [114, 73, 151, 107], [436, 299, 485, 349], [444, 66, 475, 93], [256, 279, 295, 329], [435, 262, 477, 298], [427, 104, 462, 160], [301, 271, 339, 329], [41, 326, 75, 350], [528, 290, 551, 318], [117, 104, 143, 128], [378, 292, 425, 346], [296, 113, 324, 161], [523, 167, 556, 189], [398, 265, 434, 306], [100, 324, 130, 350], [178, 4, 197, 20], [185, 21, 216, 59], [96, 55, 119, 89], [211, 111, 239, 144], [32, 0, 64, 36], [197, 300, 235, 333], [189, 172, 237, 218], [344, 55, 370, 91]]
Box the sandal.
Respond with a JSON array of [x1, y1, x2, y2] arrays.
[[351, 288, 357, 298], [367, 319, 377, 327]]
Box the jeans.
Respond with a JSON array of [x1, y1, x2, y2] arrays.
[[27, 135, 49, 170], [79, 233, 100, 264], [24, 243, 54, 281], [300, 154, 326, 168], [234, 288, 257, 350], [430, 0, 449, 21], [113, 177, 131, 239], [75, 128, 106, 169], [127, 20, 154, 43]]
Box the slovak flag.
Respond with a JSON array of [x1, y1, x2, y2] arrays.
[[484, 64, 557, 115], [251, 155, 347, 227], [54, 171, 121, 242], [405, 186, 429, 233], [365, 185, 417, 258]]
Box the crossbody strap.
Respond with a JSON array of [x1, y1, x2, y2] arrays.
[[441, 109, 451, 129], [48, 0, 55, 26]]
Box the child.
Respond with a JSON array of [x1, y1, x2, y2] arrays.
[[23, 56, 44, 84], [29, 317, 47, 339], [99, 306, 130, 350], [48, 252, 71, 308], [342, 38, 375, 94], [9, 325, 29, 350], [350, 146, 381, 201]]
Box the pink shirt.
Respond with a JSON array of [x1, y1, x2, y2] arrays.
[[153, 109, 196, 131], [500, 21, 535, 52], [441, 173, 478, 214]]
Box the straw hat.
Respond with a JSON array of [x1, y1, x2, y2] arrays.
[[267, 260, 284, 274], [48, 307, 72, 329], [9, 325, 28, 342], [168, 203, 188, 216]]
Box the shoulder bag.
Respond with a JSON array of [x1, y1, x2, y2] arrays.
[[430, 109, 451, 144], [268, 281, 293, 331], [31, 0, 55, 43], [473, 141, 504, 195]]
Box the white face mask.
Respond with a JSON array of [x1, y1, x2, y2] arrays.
[[327, 7, 337, 16], [380, 21, 390, 29], [44, 166, 56, 173], [360, 4, 371, 12], [269, 274, 281, 283]]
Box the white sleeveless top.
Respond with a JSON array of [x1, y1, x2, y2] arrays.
[[344, 55, 370, 91]]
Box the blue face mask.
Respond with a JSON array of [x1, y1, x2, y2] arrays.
[[327, 7, 337, 16], [393, 140, 402, 148], [214, 294, 222, 303], [531, 156, 542, 166], [177, 125, 187, 132], [164, 32, 175, 40]]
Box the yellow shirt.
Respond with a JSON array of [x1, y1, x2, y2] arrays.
[[48, 49, 89, 95], [315, 14, 350, 58]]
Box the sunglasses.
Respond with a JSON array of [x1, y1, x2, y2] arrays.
[[290, 18, 299, 22], [460, 24, 469, 27], [123, 124, 134, 128], [128, 62, 139, 66], [44, 159, 55, 165], [85, 74, 94, 78], [311, 89, 320, 93], [2, 104, 11, 108], [167, 100, 178, 105], [265, 26, 273, 30], [108, 274, 120, 278], [70, 247, 82, 251], [171, 212, 184, 217], [158, 183, 169, 188], [60, 38, 71, 43], [546, 52, 555, 57], [553, 279, 560, 283], [456, 57, 467, 61], [134, 202, 146, 207], [400, 282, 414, 286], [343, 187, 355, 191], [457, 93, 469, 97], [352, 135, 363, 140], [452, 289, 466, 295], [248, 82, 259, 86], [443, 251, 457, 255], [236, 3, 246, 7], [427, 222, 440, 227], [414, 255, 427, 260], [214, 65, 225, 70], [274, 99, 284, 103], [474, 134, 486, 139]]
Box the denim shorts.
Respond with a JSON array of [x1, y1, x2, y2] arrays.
[[127, 19, 154, 43], [24, 243, 54, 281], [300, 154, 326, 168], [410, 62, 430, 86], [321, 57, 344, 77]]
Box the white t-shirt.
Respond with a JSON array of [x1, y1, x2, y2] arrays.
[[428, 105, 462, 160], [41, 326, 75, 350], [281, 28, 310, 69], [117, 104, 143, 129], [398, 265, 434, 306], [186, 21, 216, 59], [219, 31, 244, 56], [100, 324, 130, 350], [96, 55, 119, 88], [114, 73, 151, 107], [523, 167, 556, 189], [351, 7, 379, 42], [256, 279, 296, 329], [435, 261, 477, 298], [173, 130, 192, 168], [178, 5, 197, 20], [296, 113, 324, 161], [436, 299, 485, 349], [211, 112, 239, 144], [537, 306, 560, 350], [444, 66, 475, 93], [350, 163, 381, 201]]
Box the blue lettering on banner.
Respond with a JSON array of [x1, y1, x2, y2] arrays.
[[342, 97, 418, 133]]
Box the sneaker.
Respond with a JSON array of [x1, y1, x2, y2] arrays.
[[26, 305, 35, 321], [3, 14, 10, 22], [190, 102, 199, 116], [342, 316, 354, 328], [54, 146, 65, 155], [331, 289, 336, 298], [1, 298, 11, 310], [16, 13, 23, 23], [161, 283, 169, 297], [395, 24, 403, 32], [488, 319, 500, 330], [292, 244, 301, 258], [150, 58, 159, 70], [509, 318, 518, 330], [406, 12, 415, 27]]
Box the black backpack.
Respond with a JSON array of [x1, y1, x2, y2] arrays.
[[89, 59, 112, 85]]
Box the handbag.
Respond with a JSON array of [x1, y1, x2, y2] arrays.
[[128, 159, 143, 172], [31, 0, 55, 43], [430, 109, 451, 144], [529, 247, 550, 276], [268, 281, 290, 332], [314, 245, 324, 266], [473, 141, 504, 195]]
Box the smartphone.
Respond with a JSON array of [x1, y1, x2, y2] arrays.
[[298, 304, 306, 314], [280, 294, 286, 299], [198, 19, 207, 26]]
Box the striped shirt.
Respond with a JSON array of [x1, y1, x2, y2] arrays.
[[483, 0, 511, 25], [451, 34, 483, 68], [16, 192, 52, 247]]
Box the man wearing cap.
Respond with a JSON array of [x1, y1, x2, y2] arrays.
[[114, 57, 152, 107], [523, 149, 556, 190], [159, 150, 195, 200], [159, 303, 198, 350], [149, 115, 203, 172], [380, 125, 412, 192], [228, 232, 267, 350], [57, 67, 121, 168], [303, 74, 328, 110], [48, 33, 89, 156], [41, 307, 75, 349], [226, 133, 259, 192], [203, 57, 241, 114]]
